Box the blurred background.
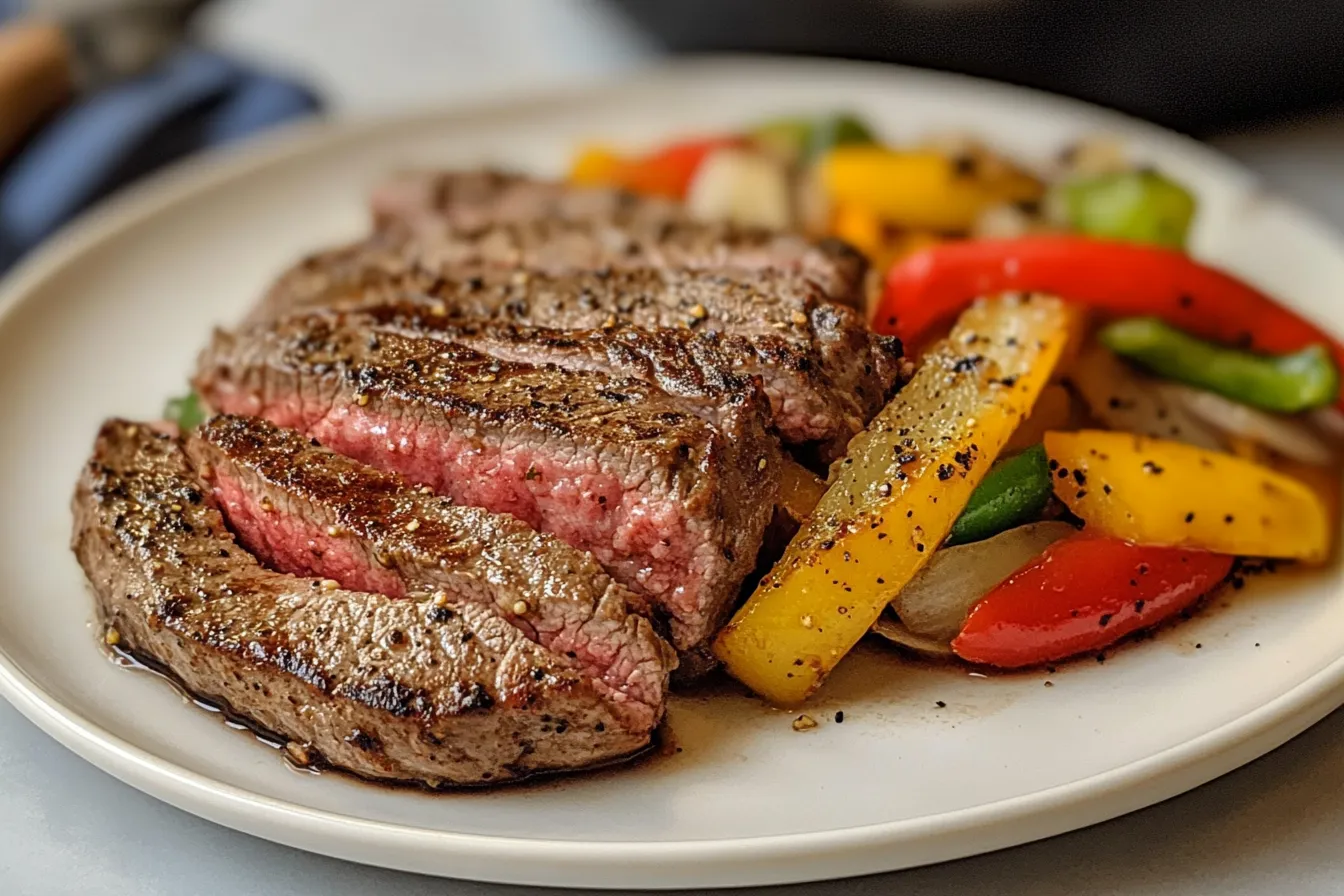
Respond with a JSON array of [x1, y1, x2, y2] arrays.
[[3, 0, 1344, 271]]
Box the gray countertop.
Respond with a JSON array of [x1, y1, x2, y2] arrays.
[[6, 3, 1344, 892]]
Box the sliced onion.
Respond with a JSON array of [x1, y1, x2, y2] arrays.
[[1053, 136, 1130, 179], [1067, 343, 1223, 450], [888, 521, 1078, 642], [871, 615, 956, 660], [1159, 382, 1337, 467], [685, 148, 791, 229], [973, 202, 1037, 239]]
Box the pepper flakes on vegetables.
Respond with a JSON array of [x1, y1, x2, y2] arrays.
[[1045, 430, 1332, 563], [715, 294, 1073, 705], [878, 236, 1344, 413]]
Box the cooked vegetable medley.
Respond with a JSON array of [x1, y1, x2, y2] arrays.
[[569, 115, 1343, 704]]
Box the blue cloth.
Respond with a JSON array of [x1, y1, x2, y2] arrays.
[[0, 47, 320, 271]]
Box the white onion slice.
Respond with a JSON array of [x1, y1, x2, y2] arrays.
[[685, 148, 791, 229], [889, 521, 1078, 642], [871, 615, 957, 660], [1159, 382, 1337, 467], [973, 202, 1036, 239], [1067, 343, 1223, 450]]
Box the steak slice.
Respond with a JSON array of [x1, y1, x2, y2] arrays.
[[250, 267, 905, 456], [364, 169, 867, 306], [193, 317, 781, 652], [186, 414, 673, 714], [371, 169, 684, 233], [259, 220, 866, 322], [72, 420, 670, 787]]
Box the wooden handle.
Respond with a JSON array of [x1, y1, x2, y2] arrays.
[[0, 21, 74, 164]]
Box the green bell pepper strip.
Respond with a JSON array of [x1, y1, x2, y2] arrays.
[[1058, 168, 1197, 249], [1100, 317, 1341, 413], [750, 112, 876, 164], [163, 390, 205, 430], [945, 444, 1053, 546]]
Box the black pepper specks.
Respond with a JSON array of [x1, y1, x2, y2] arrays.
[[951, 354, 983, 373]]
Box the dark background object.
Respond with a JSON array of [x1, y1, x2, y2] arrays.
[[609, 0, 1344, 136]]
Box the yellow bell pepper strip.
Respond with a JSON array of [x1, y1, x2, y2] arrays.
[[1057, 169, 1197, 249], [819, 145, 1040, 233], [1100, 317, 1340, 413], [713, 294, 1073, 705], [1044, 430, 1331, 562], [829, 202, 884, 261], [828, 202, 944, 277], [1273, 457, 1341, 565], [568, 145, 624, 188]]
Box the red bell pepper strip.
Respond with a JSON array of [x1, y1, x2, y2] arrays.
[[950, 533, 1233, 668], [619, 136, 744, 199], [876, 235, 1344, 407]]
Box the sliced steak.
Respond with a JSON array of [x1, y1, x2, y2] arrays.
[[193, 317, 781, 652], [371, 169, 684, 233], [351, 309, 756, 416], [72, 420, 671, 787], [259, 221, 865, 322], [250, 267, 905, 456], [186, 414, 673, 714], [365, 169, 867, 306]]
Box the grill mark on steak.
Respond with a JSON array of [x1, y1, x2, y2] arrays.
[[71, 420, 671, 787], [250, 266, 905, 457], [186, 414, 673, 712], [363, 170, 867, 306], [354, 309, 759, 415], [259, 220, 864, 324], [193, 317, 781, 652]]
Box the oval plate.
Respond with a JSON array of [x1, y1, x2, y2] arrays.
[[1, 58, 1342, 890]]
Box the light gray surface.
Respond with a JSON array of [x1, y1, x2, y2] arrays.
[[7, 2, 1344, 891]]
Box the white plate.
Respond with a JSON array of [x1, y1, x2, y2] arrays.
[[1, 58, 1342, 890]]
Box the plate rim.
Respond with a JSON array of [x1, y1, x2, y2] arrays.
[[3, 55, 1344, 887]]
